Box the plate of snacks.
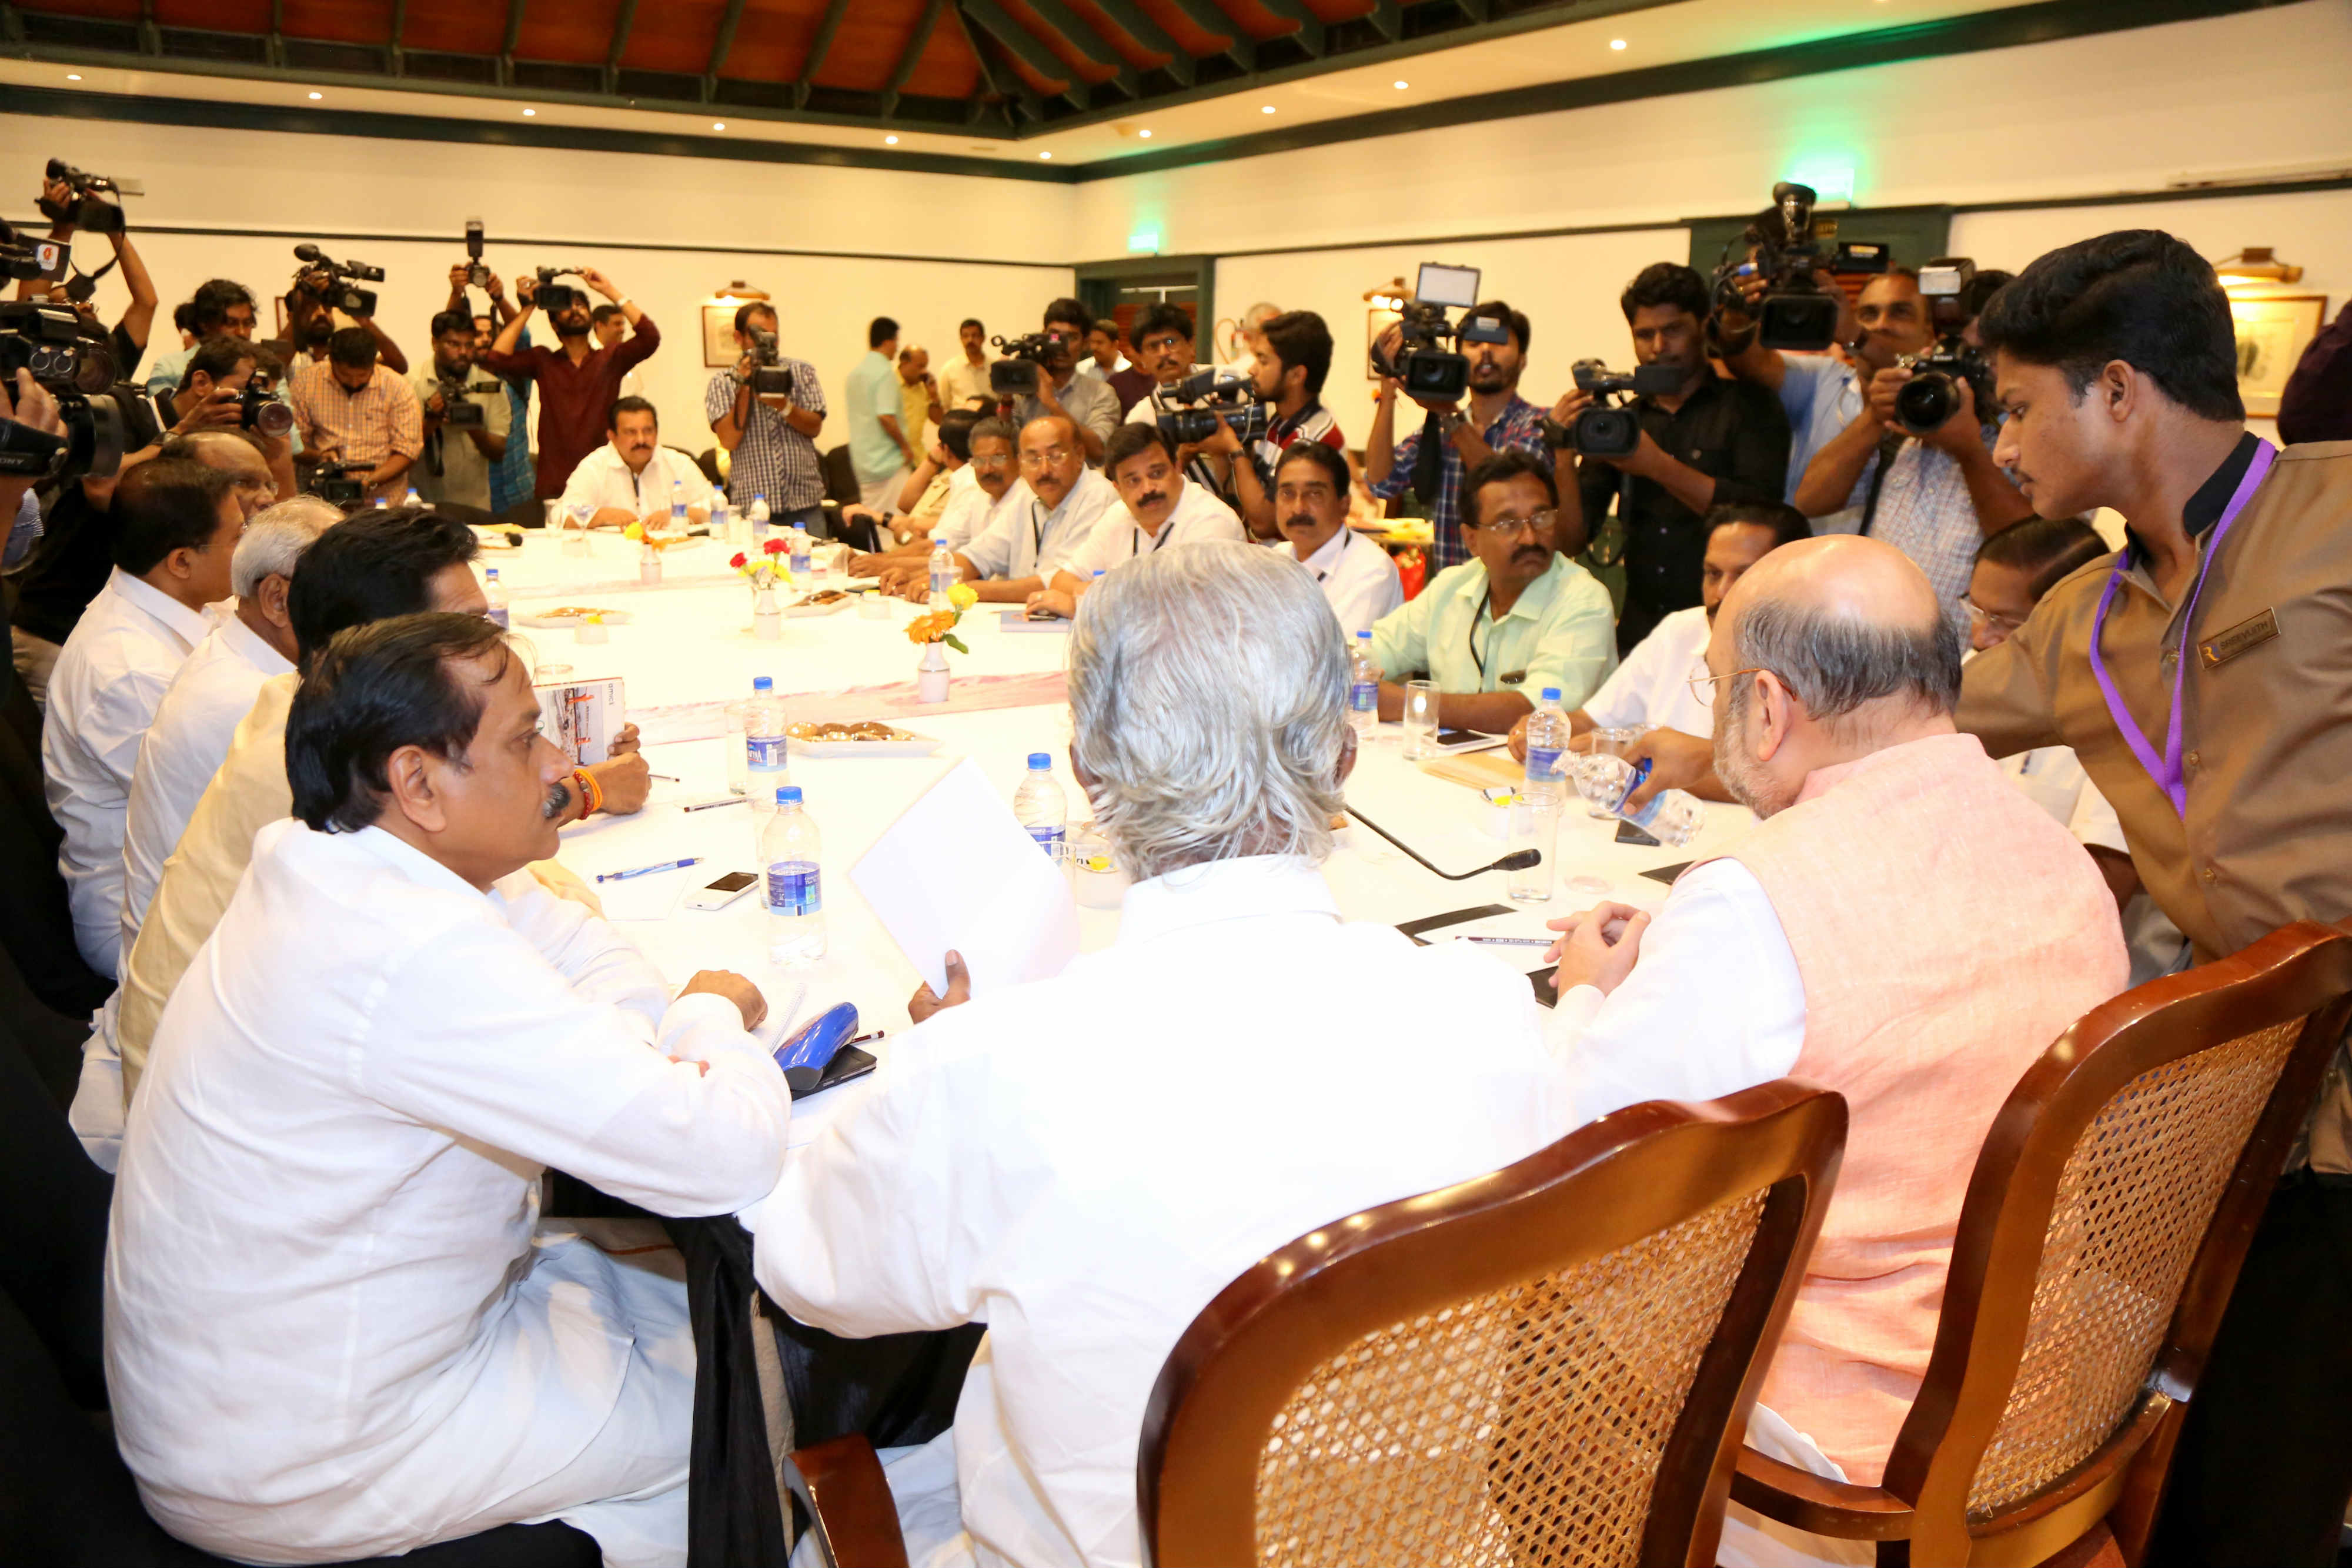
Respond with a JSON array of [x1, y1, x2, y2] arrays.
[[785, 589, 856, 618], [784, 720, 944, 758], [515, 606, 634, 628]]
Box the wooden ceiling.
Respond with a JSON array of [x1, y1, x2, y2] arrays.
[[1, 0, 1551, 133]]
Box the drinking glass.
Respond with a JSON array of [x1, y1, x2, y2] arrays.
[[1506, 796, 1558, 903], [723, 700, 750, 796], [1585, 727, 1642, 816], [1402, 680, 1441, 759]]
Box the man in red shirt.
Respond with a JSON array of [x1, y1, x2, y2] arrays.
[[480, 266, 660, 504]]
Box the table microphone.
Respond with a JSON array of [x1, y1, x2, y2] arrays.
[[1341, 801, 1541, 881]]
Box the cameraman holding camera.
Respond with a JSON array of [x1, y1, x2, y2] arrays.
[[1123, 303, 1229, 497], [1196, 309, 1347, 540], [1003, 300, 1120, 466], [16, 168, 160, 379], [1365, 299, 1551, 572], [481, 265, 659, 501], [162, 338, 299, 503], [287, 327, 423, 507], [145, 279, 265, 396], [1555, 262, 1790, 653], [407, 310, 508, 513], [708, 300, 826, 532], [272, 256, 407, 378]]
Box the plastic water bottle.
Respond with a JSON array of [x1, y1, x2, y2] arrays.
[[669, 480, 688, 533], [788, 524, 813, 586], [713, 495, 737, 544], [748, 493, 771, 543], [1347, 630, 1379, 738], [1013, 753, 1067, 859], [1521, 687, 1569, 805], [403, 487, 421, 507], [482, 569, 509, 630], [745, 676, 789, 814], [1578, 753, 1705, 847], [761, 785, 827, 963], [928, 540, 955, 607], [372, 495, 389, 509]]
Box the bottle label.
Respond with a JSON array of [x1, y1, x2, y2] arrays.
[[1525, 745, 1563, 785], [747, 735, 788, 770], [486, 607, 510, 630], [766, 860, 821, 916], [1349, 680, 1377, 714], [1027, 824, 1066, 855], [931, 570, 952, 595]]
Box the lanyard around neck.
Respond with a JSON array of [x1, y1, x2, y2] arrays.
[[2086, 437, 2275, 816], [1468, 587, 1494, 685]]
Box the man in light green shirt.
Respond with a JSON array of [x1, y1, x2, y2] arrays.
[[1369, 449, 1617, 733], [846, 316, 919, 509]]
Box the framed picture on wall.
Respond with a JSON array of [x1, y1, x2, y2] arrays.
[[701, 303, 747, 368], [2230, 295, 2328, 417]]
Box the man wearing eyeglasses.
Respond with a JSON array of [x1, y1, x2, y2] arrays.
[[1364, 450, 1616, 733], [932, 415, 1117, 604]]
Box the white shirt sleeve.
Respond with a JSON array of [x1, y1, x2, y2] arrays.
[[556, 454, 604, 517], [2067, 774, 2130, 856], [1581, 630, 1663, 730], [490, 870, 674, 1037], [1546, 860, 1807, 1125], [1061, 508, 1132, 583], [958, 495, 1020, 580]]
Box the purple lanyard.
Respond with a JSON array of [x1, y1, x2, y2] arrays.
[[2086, 439, 2275, 816]]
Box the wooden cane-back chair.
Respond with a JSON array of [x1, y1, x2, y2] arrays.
[[1137, 1080, 1849, 1568], [1732, 920, 2352, 1565]]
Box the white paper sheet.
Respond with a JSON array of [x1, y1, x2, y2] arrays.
[[850, 757, 1081, 997]]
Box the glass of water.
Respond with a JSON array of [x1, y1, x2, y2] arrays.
[[1506, 795, 1558, 903], [1402, 680, 1441, 759]]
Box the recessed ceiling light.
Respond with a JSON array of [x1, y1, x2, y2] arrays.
[[66, 72, 82, 81], [1137, 128, 1151, 138], [884, 133, 899, 144], [1393, 79, 1409, 89], [1039, 150, 1053, 159], [1609, 37, 1627, 49], [712, 121, 726, 130], [522, 107, 536, 116], [1261, 103, 1276, 113], [308, 91, 323, 99]]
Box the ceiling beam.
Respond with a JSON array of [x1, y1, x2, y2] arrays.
[[138, 0, 161, 57], [266, 0, 286, 68], [1087, 0, 1191, 86], [497, 0, 526, 86], [947, 4, 1031, 128], [1154, 0, 1251, 71], [1255, 0, 1324, 56], [793, 0, 852, 107], [1360, 0, 1401, 42], [957, 0, 1081, 106], [603, 0, 638, 92], [1023, 0, 1141, 100], [702, 0, 747, 99], [878, 0, 948, 116]]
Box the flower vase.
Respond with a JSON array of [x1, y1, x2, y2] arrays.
[[638, 544, 662, 586], [753, 584, 782, 641], [916, 642, 951, 704]]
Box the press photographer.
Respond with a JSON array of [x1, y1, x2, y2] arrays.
[[1786, 260, 2031, 611], [144, 278, 262, 398], [1711, 188, 1873, 484], [18, 163, 160, 381], [1364, 270, 1551, 571], [481, 263, 659, 501], [990, 299, 1117, 464], [272, 244, 406, 377], [1196, 308, 1345, 540], [161, 336, 298, 502], [0, 273, 163, 495], [708, 300, 826, 531], [439, 248, 533, 515], [287, 326, 422, 507], [1124, 303, 1228, 493], [407, 309, 507, 513], [1554, 262, 1789, 651]]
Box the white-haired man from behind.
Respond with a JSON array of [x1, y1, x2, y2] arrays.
[[749, 541, 1577, 1568]]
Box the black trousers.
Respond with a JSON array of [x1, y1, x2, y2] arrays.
[[2148, 1175, 2352, 1566]]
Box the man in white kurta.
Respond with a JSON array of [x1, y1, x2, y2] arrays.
[[1266, 443, 1402, 640], [107, 611, 790, 1566], [950, 417, 1118, 601], [747, 543, 1573, 1568], [1023, 425, 1248, 622]]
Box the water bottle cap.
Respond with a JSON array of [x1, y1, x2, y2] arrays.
[[777, 785, 801, 805], [1541, 687, 1560, 702], [1355, 629, 1371, 641], [1027, 753, 1050, 770], [752, 676, 773, 691], [485, 569, 498, 579]]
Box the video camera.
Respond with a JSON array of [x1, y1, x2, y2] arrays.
[[1370, 262, 1509, 403], [464, 219, 492, 291], [988, 330, 1068, 399], [1154, 367, 1270, 447], [293, 243, 383, 317], [1540, 359, 1685, 458], [745, 327, 797, 398], [433, 376, 502, 429], [310, 459, 372, 506], [1892, 258, 1998, 436], [0, 223, 66, 286], [533, 266, 593, 315], [1710, 182, 1889, 353], [0, 293, 162, 483], [38, 158, 142, 235]]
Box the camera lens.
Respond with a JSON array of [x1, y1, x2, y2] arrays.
[[1758, 293, 1840, 353], [246, 397, 295, 439], [1895, 373, 1959, 434], [1575, 407, 1639, 458]]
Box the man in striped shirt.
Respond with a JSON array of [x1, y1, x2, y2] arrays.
[[288, 327, 423, 506]]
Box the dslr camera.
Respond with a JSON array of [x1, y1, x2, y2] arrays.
[[1154, 367, 1270, 447], [0, 292, 162, 483], [463, 219, 492, 291], [1541, 360, 1685, 457], [1891, 258, 1999, 436], [988, 330, 1064, 399], [38, 158, 142, 235], [533, 266, 593, 315], [1710, 182, 1889, 352], [744, 328, 797, 397], [293, 243, 384, 317], [162, 379, 295, 440], [309, 459, 372, 506], [1370, 262, 1510, 403]]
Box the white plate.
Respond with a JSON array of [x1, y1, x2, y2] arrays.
[[789, 729, 944, 759], [514, 609, 635, 628]]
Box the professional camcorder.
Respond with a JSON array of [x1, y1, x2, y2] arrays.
[[310, 459, 372, 505], [1540, 359, 1685, 458], [1892, 258, 1999, 436], [433, 377, 502, 429], [1154, 367, 1270, 447], [0, 294, 162, 482], [293, 243, 384, 317], [38, 158, 142, 235], [464, 219, 492, 291], [1370, 262, 1509, 404], [745, 328, 797, 398], [0, 223, 65, 285], [988, 330, 1065, 398], [533, 266, 593, 315], [1710, 182, 1889, 353]]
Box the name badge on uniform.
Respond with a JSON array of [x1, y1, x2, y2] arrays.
[[1499, 670, 1528, 686], [2199, 608, 2278, 669]]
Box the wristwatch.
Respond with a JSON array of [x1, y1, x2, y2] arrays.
[[1440, 410, 1469, 437]]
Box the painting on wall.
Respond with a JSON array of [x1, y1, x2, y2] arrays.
[[2230, 295, 2328, 417]]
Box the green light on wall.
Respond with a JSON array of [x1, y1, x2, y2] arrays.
[[1127, 228, 1161, 254], [1785, 160, 1857, 203]]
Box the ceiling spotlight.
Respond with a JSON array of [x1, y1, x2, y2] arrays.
[[66, 72, 82, 81], [522, 108, 537, 116], [1137, 128, 1151, 138], [712, 121, 726, 130], [1039, 150, 1053, 159], [308, 91, 323, 99], [884, 133, 899, 144], [1393, 79, 1409, 89], [1261, 103, 1276, 113], [1609, 38, 1626, 49]]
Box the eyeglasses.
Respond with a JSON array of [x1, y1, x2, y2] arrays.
[[1461, 508, 1558, 537], [1963, 598, 2025, 636], [1137, 334, 1187, 355], [1019, 447, 1075, 469], [969, 454, 1011, 469], [1274, 484, 1337, 504], [1686, 667, 1766, 706]]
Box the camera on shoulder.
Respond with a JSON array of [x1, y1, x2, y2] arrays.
[[293, 243, 384, 317], [1710, 182, 1889, 352], [1542, 360, 1684, 457], [1891, 258, 1997, 436], [0, 286, 162, 484], [1371, 262, 1506, 403], [1154, 367, 1269, 447]]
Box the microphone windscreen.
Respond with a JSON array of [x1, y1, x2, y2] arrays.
[[1492, 849, 1541, 872]]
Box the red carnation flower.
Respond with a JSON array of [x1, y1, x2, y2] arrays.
[[763, 538, 787, 555], [729, 552, 747, 568]]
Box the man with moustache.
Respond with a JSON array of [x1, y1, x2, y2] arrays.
[[1267, 440, 1401, 638], [480, 265, 660, 500], [1540, 534, 2124, 1566], [935, 414, 1117, 604], [854, 416, 1021, 591], [557, 397, 714, 531], [939, 317, 993, 414], [1025, 423, 1247, 617], [408, 310, 509, 513]]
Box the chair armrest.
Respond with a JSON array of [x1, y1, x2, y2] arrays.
[[781, 1434, 910, 1568], [1730, 1445, 1917, 1540]]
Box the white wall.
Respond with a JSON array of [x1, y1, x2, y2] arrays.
[[1, 115, 1077, 445]]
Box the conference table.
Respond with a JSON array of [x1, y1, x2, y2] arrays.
[[483, 526, 1758, 1139]]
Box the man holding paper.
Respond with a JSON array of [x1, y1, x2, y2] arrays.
[[748, 542, 1573, 1568]]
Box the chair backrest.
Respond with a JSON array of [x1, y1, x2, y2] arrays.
[[821, 444, 861, 506], [1138, 1081, 1847, 1568], [1882, 920, 2352, 1563]]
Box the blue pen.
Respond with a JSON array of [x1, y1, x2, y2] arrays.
[[596, 855, 702, 883]]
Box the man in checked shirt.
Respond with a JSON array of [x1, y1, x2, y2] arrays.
[[286, 327, 423, 507]]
